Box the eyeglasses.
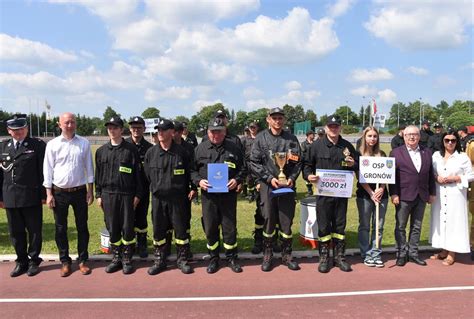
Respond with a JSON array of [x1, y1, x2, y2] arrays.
[[443, 138, 457, 144], [404, 133, 419, 137]]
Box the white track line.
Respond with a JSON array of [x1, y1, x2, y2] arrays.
[[1, 286, 473, 303]]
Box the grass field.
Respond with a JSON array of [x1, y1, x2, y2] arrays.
[[0, 143, 434, 255]]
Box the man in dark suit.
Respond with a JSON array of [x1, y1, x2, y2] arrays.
[[389, 125, 436, 266], [0, 114, 46, 277]]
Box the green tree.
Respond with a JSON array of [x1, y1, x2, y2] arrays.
[[334, 105, 359, 126], [141, 107, 161, 119], [232, 110, 249, 134], [174, 115, 190, 124], [445, 111, 474, 129], [247, 108, 269, 131], [304, 109, 318, 128]]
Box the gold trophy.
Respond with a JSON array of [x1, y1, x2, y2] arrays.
[[341, 147, 351, 167], [274, 152, 289, 186]]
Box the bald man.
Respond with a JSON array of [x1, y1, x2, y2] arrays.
[[43, 112, 94, 277]]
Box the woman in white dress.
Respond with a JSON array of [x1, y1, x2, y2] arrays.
[[430, 129, 474, 265]]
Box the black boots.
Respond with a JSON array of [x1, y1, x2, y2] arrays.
[[136, 232, 148, 258], [122, 244, 135, 274], [176, 244, 193, 274], [318, 241, 331, 273], [226, 248, 242, 273], [333, 240, 352, 272], [251, 228, 263, 254], [148, 245, 167, 275], [281, 238, 300, 271], [105, 244, 123, 273], [261, 237, 273, 272]]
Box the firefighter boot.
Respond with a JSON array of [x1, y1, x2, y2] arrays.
[[176, 244, 193, 274], [136, 232, 148, 258], [163, 231, 173, 259], [251, 228, 263, 254], [206, 247, 220, 274], [281, 238, 300, 271], [105, 244, 122, 274], [318, 241, 331, 273], [148, 245, 167, 275], [122, 244, 135, 275], [261, 237, 273, 272], [226, 248, 242, 273], [272, 228, 281, 253], [333, 240, 352, 272]]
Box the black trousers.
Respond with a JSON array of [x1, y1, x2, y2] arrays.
[[6, 205, 43, 265], [316, 196, 348, 242], [254, 190, 264, 227], [134, 192, 149, 232], [151, 195, 189, 245], [201, 191, 237, 253], [394, 196, 426, 258], [101, 193, 135, 245], [259, 183, 295, 238], [53, 187, 89, 263]]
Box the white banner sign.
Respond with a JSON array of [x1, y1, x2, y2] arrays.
[[359, 156, 396, 184], [372, 113, 386, 128], [144, 118, 160, 133], [314, 169, 354, 198]]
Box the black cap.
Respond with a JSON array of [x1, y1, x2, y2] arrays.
[[208, 118, 226, 130], [249, 121, 259, 128], [128, 116, 145, 126], [326, 115, 342, 126], [317, 128, 325, 135], [306, 130, 315, 136], [422, 119, 430, 125], [6, 114, 27, 129], [173, 121, 184, 131], [268, 107, 285, 116], [398, 125, 406, 130], [154, 119, 174, 130], [213, 109, 227, 118], [244, 126, 250, 131], [458, 126, 468, 133], [104, 116, 124, 127], [433, 122, 442, 128]]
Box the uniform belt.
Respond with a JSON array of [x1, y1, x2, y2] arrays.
[[53, 185, 86, 193]]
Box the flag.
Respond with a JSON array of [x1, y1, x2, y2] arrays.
[[372, 98, 377, 115]]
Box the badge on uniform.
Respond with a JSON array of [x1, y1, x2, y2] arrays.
[[119, 166, 132, 174]]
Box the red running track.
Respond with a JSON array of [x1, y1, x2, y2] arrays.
[[1, 253, 473, 318]]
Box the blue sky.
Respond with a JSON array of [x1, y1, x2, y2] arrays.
[[1, 0, 472, 120]]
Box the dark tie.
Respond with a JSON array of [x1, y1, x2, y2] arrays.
[[15, 141, 20, 150]]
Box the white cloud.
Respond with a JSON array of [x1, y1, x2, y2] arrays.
[[350, 85, 377, 96], [49, 0, 139, 22], [349, 68, 393, 82], [245, 99, 267, 110], [364, 1, 473, 50], [407, 66, 429, 76], [145, 86, 192, 102], [434, 75, 456, 88], [376, 88, 397, 104], [192, 99, 224, 111], [0, 33, 78, 66], [145, 0, 260, 25], [244, 89, 321, 111], [145, 56, 256, 84], [327, 0, 356, 18], [285, 81, 302, 91], [243, 87, 264, 100], [79, 50, 95, 59]]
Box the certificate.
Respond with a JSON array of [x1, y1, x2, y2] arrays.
[[207, 163, 228, 193], [314, 169, 354, 198]]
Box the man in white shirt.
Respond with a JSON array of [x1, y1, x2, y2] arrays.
[[43, 112, 94, 277]]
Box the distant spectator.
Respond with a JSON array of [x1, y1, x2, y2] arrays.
[[391, 125, 406, 150]]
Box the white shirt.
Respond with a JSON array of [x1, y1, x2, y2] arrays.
[[406, 145, 421, 173], [43, 134, 94, 188]]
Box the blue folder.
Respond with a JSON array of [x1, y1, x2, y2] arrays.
[[207, 163, 229, 193]]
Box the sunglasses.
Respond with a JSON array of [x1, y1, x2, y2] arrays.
[[443, 138, 457, 144]]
